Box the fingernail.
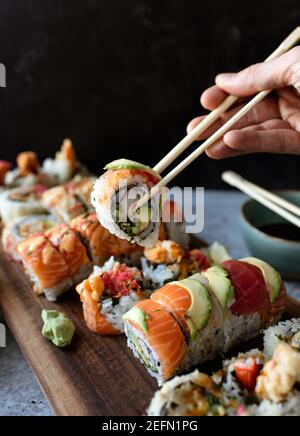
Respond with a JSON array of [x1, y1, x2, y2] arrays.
[[216, 73, 236, 85]]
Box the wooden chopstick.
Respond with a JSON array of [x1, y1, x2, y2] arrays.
[[222, 171, 300, 229], [223, 171, 300, 218], [153, 27, 300, 175], [135, 28, 300, 211]]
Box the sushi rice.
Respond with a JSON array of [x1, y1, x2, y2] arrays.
[[92, 171, 161, 248], [1, 214, 57, 260], [264, 318, 300, 359], [0, 185, 47, 224]]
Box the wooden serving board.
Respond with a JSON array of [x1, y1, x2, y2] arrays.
[[1, 247, 300, 416]]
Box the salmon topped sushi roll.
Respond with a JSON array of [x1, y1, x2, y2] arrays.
[[17, 225, 91, 301], [76, 259, 145, 335], [92, 159, 163, 248], [123, 299, 188, 384], [45, 224, 91, 279], [17, 233, 71, 301], [70, 212, 142, 266], [2, 214, 57, 260], [42, 177, 94, 223]]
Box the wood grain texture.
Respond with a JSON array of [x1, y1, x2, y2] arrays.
[[0, 250, 157, 416], [1, 247, 300, 416]]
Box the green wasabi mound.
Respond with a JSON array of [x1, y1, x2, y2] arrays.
[[42, 310, 75, 348]]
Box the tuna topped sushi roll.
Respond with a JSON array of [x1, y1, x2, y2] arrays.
[[76, 258, 145, 334], [17, 227, 91, 301], [124, 257, 286, 384], [42, 177, 95, 223], [0, 184, 47, 225], [70, 212, 142, 265], [92, 159, 162, 248], [2, 214, 57, 260]]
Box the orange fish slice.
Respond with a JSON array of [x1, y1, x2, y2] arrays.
[[46, 224, 89, 276], [151, 282, 191, 334], [17, 234, 69, 289], [125, 299, 188, 380], [76, 278, 119, 335]]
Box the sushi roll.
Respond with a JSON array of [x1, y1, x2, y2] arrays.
[[42, 177, 94, 223], [147, 370, 227, 416], [253, 342, 300, 416], [124, 257, 286, 384], [17, 227, 91, 301], [123, 299, 188, 384], [45, 224, 91, 284], [4, 152, 49, 188], [148, 333, 300, 417], [42, 139, 93, 186], [2, 214, 57, 260], [42, 139, 77, 185], [76, 259, 145, 334], [70, 212, 142, 265], [92, 159, 162, 248], [0, 184, 47, 225], [141, 240, 211, 290], [263, 318, 300, 359], [141, 241, 186, 289], [0, 161, 12, 185]]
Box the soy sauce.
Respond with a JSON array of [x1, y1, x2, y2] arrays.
[[259, 223, 300, 242]]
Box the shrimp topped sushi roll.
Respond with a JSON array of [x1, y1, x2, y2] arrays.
[[2, 214, 57, 260], [70, 212, 141, 265], [42, 139, 77, 185], [0, 184, 47, 225], [17, 227, 91, 301], [76, 259, 145, 334], [42, 177, 95, 223], [4, 152, 50, 188], [42, 139, 93, 186], [92, 159, 162, 247]]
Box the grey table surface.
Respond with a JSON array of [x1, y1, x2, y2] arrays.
[[0, 190, 299, 416]]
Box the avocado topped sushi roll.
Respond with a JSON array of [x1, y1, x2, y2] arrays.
[[92, 159, 163, 248], [123, 258, 286, 384]]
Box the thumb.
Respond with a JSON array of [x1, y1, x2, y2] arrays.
[[216, 46, 300, 96]]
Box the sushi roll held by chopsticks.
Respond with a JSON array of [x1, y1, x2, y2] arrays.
[[91, 159, 163, 248]]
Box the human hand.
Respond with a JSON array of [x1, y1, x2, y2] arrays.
[[187, 47, 300, 159]]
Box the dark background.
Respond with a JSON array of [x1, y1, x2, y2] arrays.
[[0, 0, 300, 188]]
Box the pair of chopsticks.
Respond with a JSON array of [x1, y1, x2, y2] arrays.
[[222, 171, 300, 229], [136, 27, 300, 210]]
